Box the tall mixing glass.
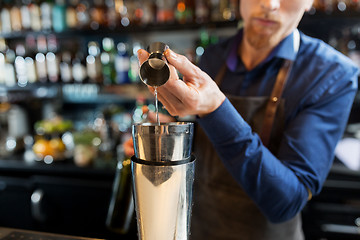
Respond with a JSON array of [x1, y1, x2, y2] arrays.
[[131, 122, 195, 240]]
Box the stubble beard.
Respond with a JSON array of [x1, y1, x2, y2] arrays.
[[243, 13, 280, 50], [244, 26, 271, 49]]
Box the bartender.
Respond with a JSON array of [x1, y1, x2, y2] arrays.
[[130, 0, 359, 239]]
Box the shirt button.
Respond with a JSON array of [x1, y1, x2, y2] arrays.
[[272, 97, 278, 102]]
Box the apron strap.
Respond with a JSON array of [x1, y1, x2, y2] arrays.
[[260, 59, 293, 146], [261, 29, 300, 146]]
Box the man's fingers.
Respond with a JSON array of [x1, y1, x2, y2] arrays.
[[137, 49, 150, 65], [164, 48, 200, 80]]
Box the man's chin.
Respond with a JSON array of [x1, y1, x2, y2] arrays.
[[245, 29, 280, 49]]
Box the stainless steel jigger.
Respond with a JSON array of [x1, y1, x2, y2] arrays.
[[131, 122, 195, 240], [139, 42, 170, 87]]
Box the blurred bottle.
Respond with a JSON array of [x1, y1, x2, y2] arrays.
[[60, 51, 73, 83], [10, 0, 23, 32], [156, 0, 175, 23], [0, 39, 6, 85], [96, 107, 121, 163], [76, 1, 91, 29], [72, 51, 87, 83], [66, 0, 79, 29], [89, 0, 107, 30], [130, 0, 144, 26], [210, 0, 222, 22], [14, 43, 28, 86], [195, 0, 210, 24], [52, 0, 67, 32], [106, 150, 134, 234], [214, 0, 237, 21], [175, 0, 195, 24], [101, 38, 117, 85], [117, 0, 131, 27], [20, 0, 32, 31], [141, 0, 156, 25], [35, 35, 48, 83], [1, 1, 12, 34], [25, 35, 38, 83], [29, 0, 42, 31], [40, 0, 53, 31], [115, 42, 130, 85], [128, 41, 142, 83], [105, 0, 119, 29], [46, 34, 60, 83], [4, 49, 17, 87], [86, 41, 103, 84], [0, 54, 5, 85]]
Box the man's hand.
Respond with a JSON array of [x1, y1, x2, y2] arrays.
[[138, 48, 225, 118]]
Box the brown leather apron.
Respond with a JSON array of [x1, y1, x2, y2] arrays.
[[190, 57, 304, 239]]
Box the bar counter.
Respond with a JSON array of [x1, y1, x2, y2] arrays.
[[0, 155, 137, 240]]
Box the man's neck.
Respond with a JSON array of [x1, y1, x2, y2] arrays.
[[239, 38, 274, 71]]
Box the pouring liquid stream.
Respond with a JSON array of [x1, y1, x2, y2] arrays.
[[154, 87, 160, 125]]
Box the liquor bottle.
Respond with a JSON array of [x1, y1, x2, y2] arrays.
[[156, 0, 175, 23], [52, 0, 67, 32], [40, 0, 53, 31], [14, 44, 28, 86], [46, 35, 60, 83], [4, 49, 17, 87], [20, 0, 32, 30], [101, 38, 117, 85], [195, 0, 210, 24], [130, 0, 144, 26], [0, 39, 6, 85], [210, 0, 222, 22], [175, 0, 195, 24], [24, 35, 38, 84], [89, 0, 107, 30], [66, 0, 79, 29], [59, 51, 73, 83], [117, 0, 131, 27], [72, 51, 87, 83], [35, 35, 48, 83], [0, 52, 5, 85], [86, 41, 103, 84], [115, 42, 130, 85], [128, 41, 142, 83], [105, 0, 119, 29], [76, 1, 91, 29], [1, 1, 12, 34], [141, 0, 156, 25], [29, 0, 42, 31], [10, 0, 23, 32], [106, 151, 134, 234]]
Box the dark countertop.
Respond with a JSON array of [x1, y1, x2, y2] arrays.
[[0, 227, 104, 240]]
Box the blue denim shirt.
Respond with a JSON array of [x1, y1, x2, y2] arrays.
[[197, 29, 359, 223]]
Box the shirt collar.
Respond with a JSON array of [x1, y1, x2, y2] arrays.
[[226, 29, 299, 72]]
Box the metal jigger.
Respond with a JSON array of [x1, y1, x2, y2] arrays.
[[139, 42, 170, 87], [131, 122, 195, 240]]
